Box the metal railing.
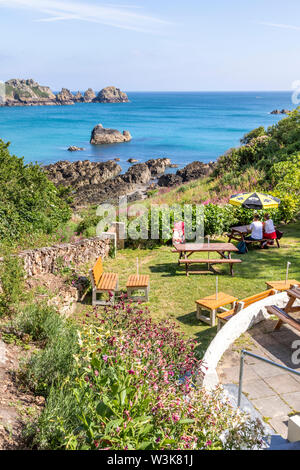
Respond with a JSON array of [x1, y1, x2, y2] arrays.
[[238, 349, 300, 408]]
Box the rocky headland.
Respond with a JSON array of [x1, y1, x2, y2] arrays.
[[0, 79, 129, 107], [90, 124, 132, 145]]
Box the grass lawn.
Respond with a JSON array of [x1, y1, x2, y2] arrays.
[[98, 221, 300, 357]]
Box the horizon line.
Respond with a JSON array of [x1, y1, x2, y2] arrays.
[[49, 89, 293, 93]]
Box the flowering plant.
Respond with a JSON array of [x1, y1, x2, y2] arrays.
[[50, 298, 266, 450]]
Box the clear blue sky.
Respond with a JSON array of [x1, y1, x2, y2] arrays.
[[0, 0, 299, 91]]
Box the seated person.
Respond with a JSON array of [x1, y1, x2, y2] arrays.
[[245, 215, 263, 241], [173, 221, 185, 245], [262, 213, 277, 248]]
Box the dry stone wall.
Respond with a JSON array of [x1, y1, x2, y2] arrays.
[[4, 236, 111, 277]]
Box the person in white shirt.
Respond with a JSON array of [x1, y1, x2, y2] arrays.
[[246, 215, 263, 241]]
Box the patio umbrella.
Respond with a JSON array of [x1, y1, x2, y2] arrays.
[[229, 192, 281, 210]]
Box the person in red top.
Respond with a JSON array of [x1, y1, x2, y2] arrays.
[[262, 213, 277, 248]]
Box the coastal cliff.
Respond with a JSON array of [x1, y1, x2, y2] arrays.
[[0, 79, 129, 107]]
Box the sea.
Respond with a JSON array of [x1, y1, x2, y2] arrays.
[[0, 91, 295, 172]]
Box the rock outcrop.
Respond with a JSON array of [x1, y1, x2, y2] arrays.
[[72, 163, 152, 206], [94, 86, 129, 103], [271, 109, 290, 115], [3, 79, 57, 106], [84, 88, 96, 102], [145, 158, 172, 176], [56, 88, 74, 105], [74, 91, 83, 102], [45, 160, 122, 189], [158, 161, 215, 187], [67, 146, 85, 152], [45, 158, 173, 207], [90, 124, 132, 145], [157, 173, 183, 187]]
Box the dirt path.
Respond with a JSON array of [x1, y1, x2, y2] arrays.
[[0, 339, 44, 449]]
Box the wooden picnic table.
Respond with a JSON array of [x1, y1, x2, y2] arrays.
[[196, 292, 238, 326], [227, 225, 280, 248], [173, 242, 241, 276], [227, 225, 250, 242], [267, 287, 300, 333], [266, 280, 300, 292]]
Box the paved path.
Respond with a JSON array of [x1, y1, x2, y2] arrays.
[[217, 318, 300, 439]]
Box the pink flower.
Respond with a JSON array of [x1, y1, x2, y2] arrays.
[[128, 369, 135, 375], [205, 440, 212, 447], [172, 414, 180, 422], [102, 355, 108, 362]]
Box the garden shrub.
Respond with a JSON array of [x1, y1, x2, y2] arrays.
[[11, 303, 64, 342], [23, 308, 79, 394], [0, 140, 71, 241], [0, 254, 25, 316], [75, 215, 105, 238]]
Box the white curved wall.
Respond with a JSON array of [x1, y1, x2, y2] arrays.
[[202, 291, 300, 389]]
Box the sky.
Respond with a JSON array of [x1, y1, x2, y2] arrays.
[[0, 0, 300, 91]]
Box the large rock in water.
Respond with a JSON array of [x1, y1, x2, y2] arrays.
[[94, 86, 129, 103], [84, 88, 96, 102], [145, 158, 172, 176], [90, 124, 132, 145], [56, 88, 74, 105], [74, 91, 83, 102]]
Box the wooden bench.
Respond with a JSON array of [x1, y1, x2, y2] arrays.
[[245, 238, 280, 249], [126, 275, 150, 302], [266, 305, 300, 333], [227, 226, 281, 251], [89, 257, 118, 306], [217, 289, 276, 331], [179, 258, 242, 276]]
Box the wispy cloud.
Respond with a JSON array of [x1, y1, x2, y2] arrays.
[[0, 0, 168, 33], [259, 21, 300, 32]]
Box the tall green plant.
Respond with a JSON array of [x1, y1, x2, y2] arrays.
[[0, 255, 25, 316]]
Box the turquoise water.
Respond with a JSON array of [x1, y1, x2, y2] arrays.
[[0, 91, 294, 171]]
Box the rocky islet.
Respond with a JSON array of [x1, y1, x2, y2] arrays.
[[0, 79, 129, 107]]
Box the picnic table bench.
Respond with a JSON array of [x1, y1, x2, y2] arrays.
[[217, 289, 276, 330], [173, 242, 242, 276], [227, 225, 280, 250], [266, 287, 300, 333]]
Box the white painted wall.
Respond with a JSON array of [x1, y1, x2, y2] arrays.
[[201, 292, 300, 389]]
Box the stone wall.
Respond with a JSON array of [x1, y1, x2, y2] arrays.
[[9, 236, 111, 277]]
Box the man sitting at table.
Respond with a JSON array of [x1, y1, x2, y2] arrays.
[[245, 215, 263, 241]]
